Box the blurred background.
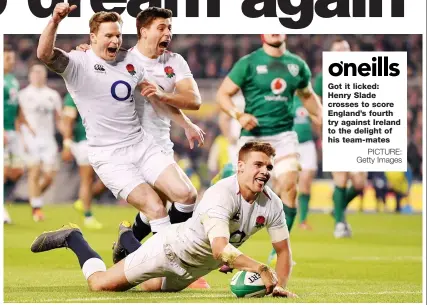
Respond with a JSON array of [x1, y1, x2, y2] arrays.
[[4, 34, 423, 214]]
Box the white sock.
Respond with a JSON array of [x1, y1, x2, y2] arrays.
[[149, 215, 171, 233], [82, 258, 107, 280], [139, 211, 150, 225], [30, 197, 43, 208], [174, 202, 195, 213]]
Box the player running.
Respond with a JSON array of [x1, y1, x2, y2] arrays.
[[31, 142, 297, 298], [36, 4, 200, 236], [18, 63, 62, 222], [216, 34, 322, 264], [313, 38, 367, 238], [292, 95, 318, 230], [61, 93, 105, 229], [3, 44, 31, 224]]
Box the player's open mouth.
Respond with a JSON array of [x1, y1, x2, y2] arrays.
[[255, 177, 268, 186], [107, 47, 118, 56], [159, 40, 170, 49]]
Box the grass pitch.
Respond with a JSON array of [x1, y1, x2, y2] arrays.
[[3, 203, 423, 303]]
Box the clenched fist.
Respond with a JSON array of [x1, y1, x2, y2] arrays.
[[52, 2, 77, 25]]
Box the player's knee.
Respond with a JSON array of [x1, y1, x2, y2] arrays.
[[333, 172, 348, 188], [171, 184, 197, 205], [9, 168, 23, 182]]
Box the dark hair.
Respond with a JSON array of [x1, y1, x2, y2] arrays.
[[89, 11, 123, 34], [136, 7, 173, 39], [4, 44, 14, 53], [238, 142, 276, 161]]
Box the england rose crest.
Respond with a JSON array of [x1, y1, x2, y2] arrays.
[[164, 66, 175, 78], [126, 64, 136, 76], [255, 216, 265, 228]]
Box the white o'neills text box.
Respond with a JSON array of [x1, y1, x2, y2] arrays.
[[322, 52, 407, 172]]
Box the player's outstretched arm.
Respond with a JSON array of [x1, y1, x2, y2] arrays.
[[37, 2, 77, 73], [217, 77, 258, 131], [211, 236, 277, 295], [148, 100, 205, 149], [271, 239, 298, 298], [297, 86, 323, 126], [140, 78, 201, 110]]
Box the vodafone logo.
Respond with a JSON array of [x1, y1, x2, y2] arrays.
[[271, 78, 286, 95]]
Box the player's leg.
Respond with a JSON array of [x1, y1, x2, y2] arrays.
[[135, 144, 197, 236], [331, 172, 350, 238], [27, 163, 46, 222], [30, 223, 134, 291], [346, 172, 367, 210], [297, 141, 318, 230], [70, 141, 103, 229], [78, 165, 103, 229]]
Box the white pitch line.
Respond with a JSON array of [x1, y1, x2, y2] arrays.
[[9, 291, 422, 303]]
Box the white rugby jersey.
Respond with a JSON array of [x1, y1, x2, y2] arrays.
[[18, 85, 61, 138], [60, 49, 146, 148], [168, 175, 289, 268], [130, 47, 193, 152]]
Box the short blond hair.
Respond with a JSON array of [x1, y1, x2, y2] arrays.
[[89, 11, 123, 34]]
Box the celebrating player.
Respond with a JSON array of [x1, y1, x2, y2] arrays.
[[313, 38, 367, 238], [61, 93, 105, 229], [36, 4, 199, 234], [128, 7, 205, 242], [31, 142, 297, 298], [18, 63, 62, 222], [216, 34, 322, 264]]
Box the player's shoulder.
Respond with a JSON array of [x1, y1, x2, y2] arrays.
[[237, 48, 262, 64], [207, 175, 237, 196], [262, 186, 283, 209], [285, 50, 308, 66]]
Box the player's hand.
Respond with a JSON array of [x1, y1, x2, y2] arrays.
[[238, 113, 258, 131], [272, 286, 298, 298], [140, 80, 165, 100], [184, 123, 205, 149], [258, 264, 277, 295], [76, 43, 91, 52], [52, 2, 77, 25], [62, 149, 73, 162], [4, 132, 7, 146]]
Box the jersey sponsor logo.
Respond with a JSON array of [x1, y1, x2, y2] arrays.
[[126, 64, 136, 76], [287, 64, 299, 77], [111, 80, 133, 102], [255, 216, 265, 228], [94, 64, 106, 73], [164, 66, 175, 78], [256, 65, 268, 74], [271, 78, 287, 95]]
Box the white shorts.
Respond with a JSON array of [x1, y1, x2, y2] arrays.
[[21, 128, 59, 171], [70, 140, 90, 166], [88, 134, 175, 200], [237, 131, 299, 161], [3, 130, 25, 168], [124, 226, 212, 292], [297, 141, 318, 171]]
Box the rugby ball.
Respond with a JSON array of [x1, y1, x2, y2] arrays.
[[230, 271, 266, 298]]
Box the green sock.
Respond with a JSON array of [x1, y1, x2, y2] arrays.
[[283, 204, 297, 232], [333, 186, 346, 224], [298, 193, 310, 223], [344, 186, 361, 210], [84, 210, 93, 218]]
